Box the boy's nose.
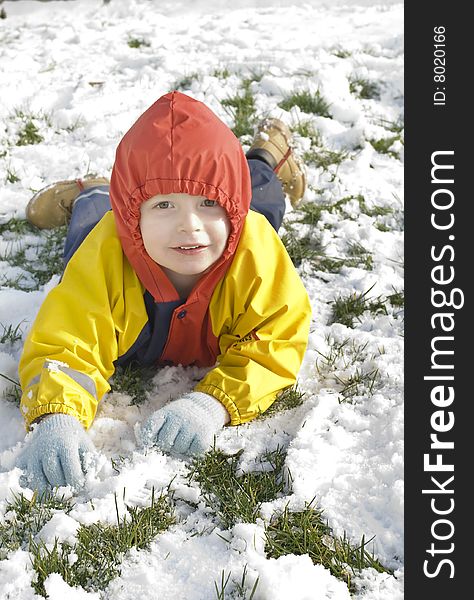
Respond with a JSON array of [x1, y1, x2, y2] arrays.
[[178, 211, 203, 232]]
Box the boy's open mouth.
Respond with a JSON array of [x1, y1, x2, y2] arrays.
[[171, 245, 208, 254]]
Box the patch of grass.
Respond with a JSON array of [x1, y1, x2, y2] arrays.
[[1, 381, 22, 404], [30, 490, 175, 596], [295, 201, 332, 225], [299, 193, 392, 221], [221, 79, 257, 138], [292, 121, 352, 182], [62, 116, 86, 134], [175, 72, 201, 90], [334, 367, 380, 401], [0, 489, 175, 593], [188, 447, 288, 530], [0, 368, 21, 404], [0, 320, 24, 344], [280, 226, 322, 268], [0, 225, 67, 290], [212, 67, 231, 79], [0, 490, 73, 560], [356, 196, 393, 218], [281, 213, 374, 274], [329, 284, 388, 328], [214, 570, 232, 600], [0, 217, 36, 235], [349, 76, 380, 100], [387, 289, 404, 307], [303, 148, 349, 172], [292, 120, 321, 147], [294, 202, 328, 226], [109, 363, 156, 405], [316, 337, 370, 374], [14, 108, 52, 128], [314, 256, 353, 273], [6, 166, 20, 184], [246, 70, 265, 84], [285, 197, 391, 274], [29, 226, 68, 287], [214, 565, 259, 600], [127, 37, 150, 48], [376, 117, 404, 135], [295, 197, 353, 225], [347, 241, 374, 271], [349, 194, 395, 231], [369, 136, 402, 158], [264, 501, 392, 593], [0, 272, 30, 290], [259, 385, 305, 419], [17, 119, 44, 146], [332, 47, 352, 58], [279, 90, 331, 118], [315, 337, 385, 401]]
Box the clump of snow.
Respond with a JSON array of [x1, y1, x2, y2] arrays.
[[255, 554, 351, 600], [36, 512, 80, 548], [0, 549, 38, 600], [44, 573, 101, 600]]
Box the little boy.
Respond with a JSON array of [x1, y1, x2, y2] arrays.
[[17, 91, 311, 492]]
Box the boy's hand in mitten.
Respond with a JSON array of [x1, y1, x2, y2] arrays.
[[17, 414, 97, 492], [137, 392, 230, 456]]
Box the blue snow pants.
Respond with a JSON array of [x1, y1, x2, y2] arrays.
[[63, 159, 285, 264]]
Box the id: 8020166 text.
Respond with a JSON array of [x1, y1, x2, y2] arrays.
[[433, 26, 446, 107]]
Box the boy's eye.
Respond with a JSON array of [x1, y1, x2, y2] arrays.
[[203, 199, 218, 207]]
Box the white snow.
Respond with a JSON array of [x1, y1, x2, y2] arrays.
[[0, 0, 403, 598], [36, 512, 80, 548], [44, 573, 101, 600]]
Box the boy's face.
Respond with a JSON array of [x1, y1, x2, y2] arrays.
[[139, 193, 231, 280]]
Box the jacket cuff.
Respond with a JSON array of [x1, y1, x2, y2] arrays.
[[193, 383, 242, 425]]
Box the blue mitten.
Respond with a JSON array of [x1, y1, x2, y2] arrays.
[[138, 392, 230, 456], [17, 414, 97, 492]]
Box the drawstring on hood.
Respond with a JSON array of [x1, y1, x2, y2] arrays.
[[110, 91, 252, 303]]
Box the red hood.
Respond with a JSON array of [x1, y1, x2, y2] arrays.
[[109, 91, 252, 302]]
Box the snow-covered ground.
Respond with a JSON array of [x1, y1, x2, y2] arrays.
[[0, 1, 403, 598]]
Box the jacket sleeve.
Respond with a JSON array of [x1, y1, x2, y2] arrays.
[[195, 213, 312, 425], [18, 214, 146, 430]]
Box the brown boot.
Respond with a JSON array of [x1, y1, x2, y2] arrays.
[[26, 176, 109, 229], [246, 118, 306, 207]]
